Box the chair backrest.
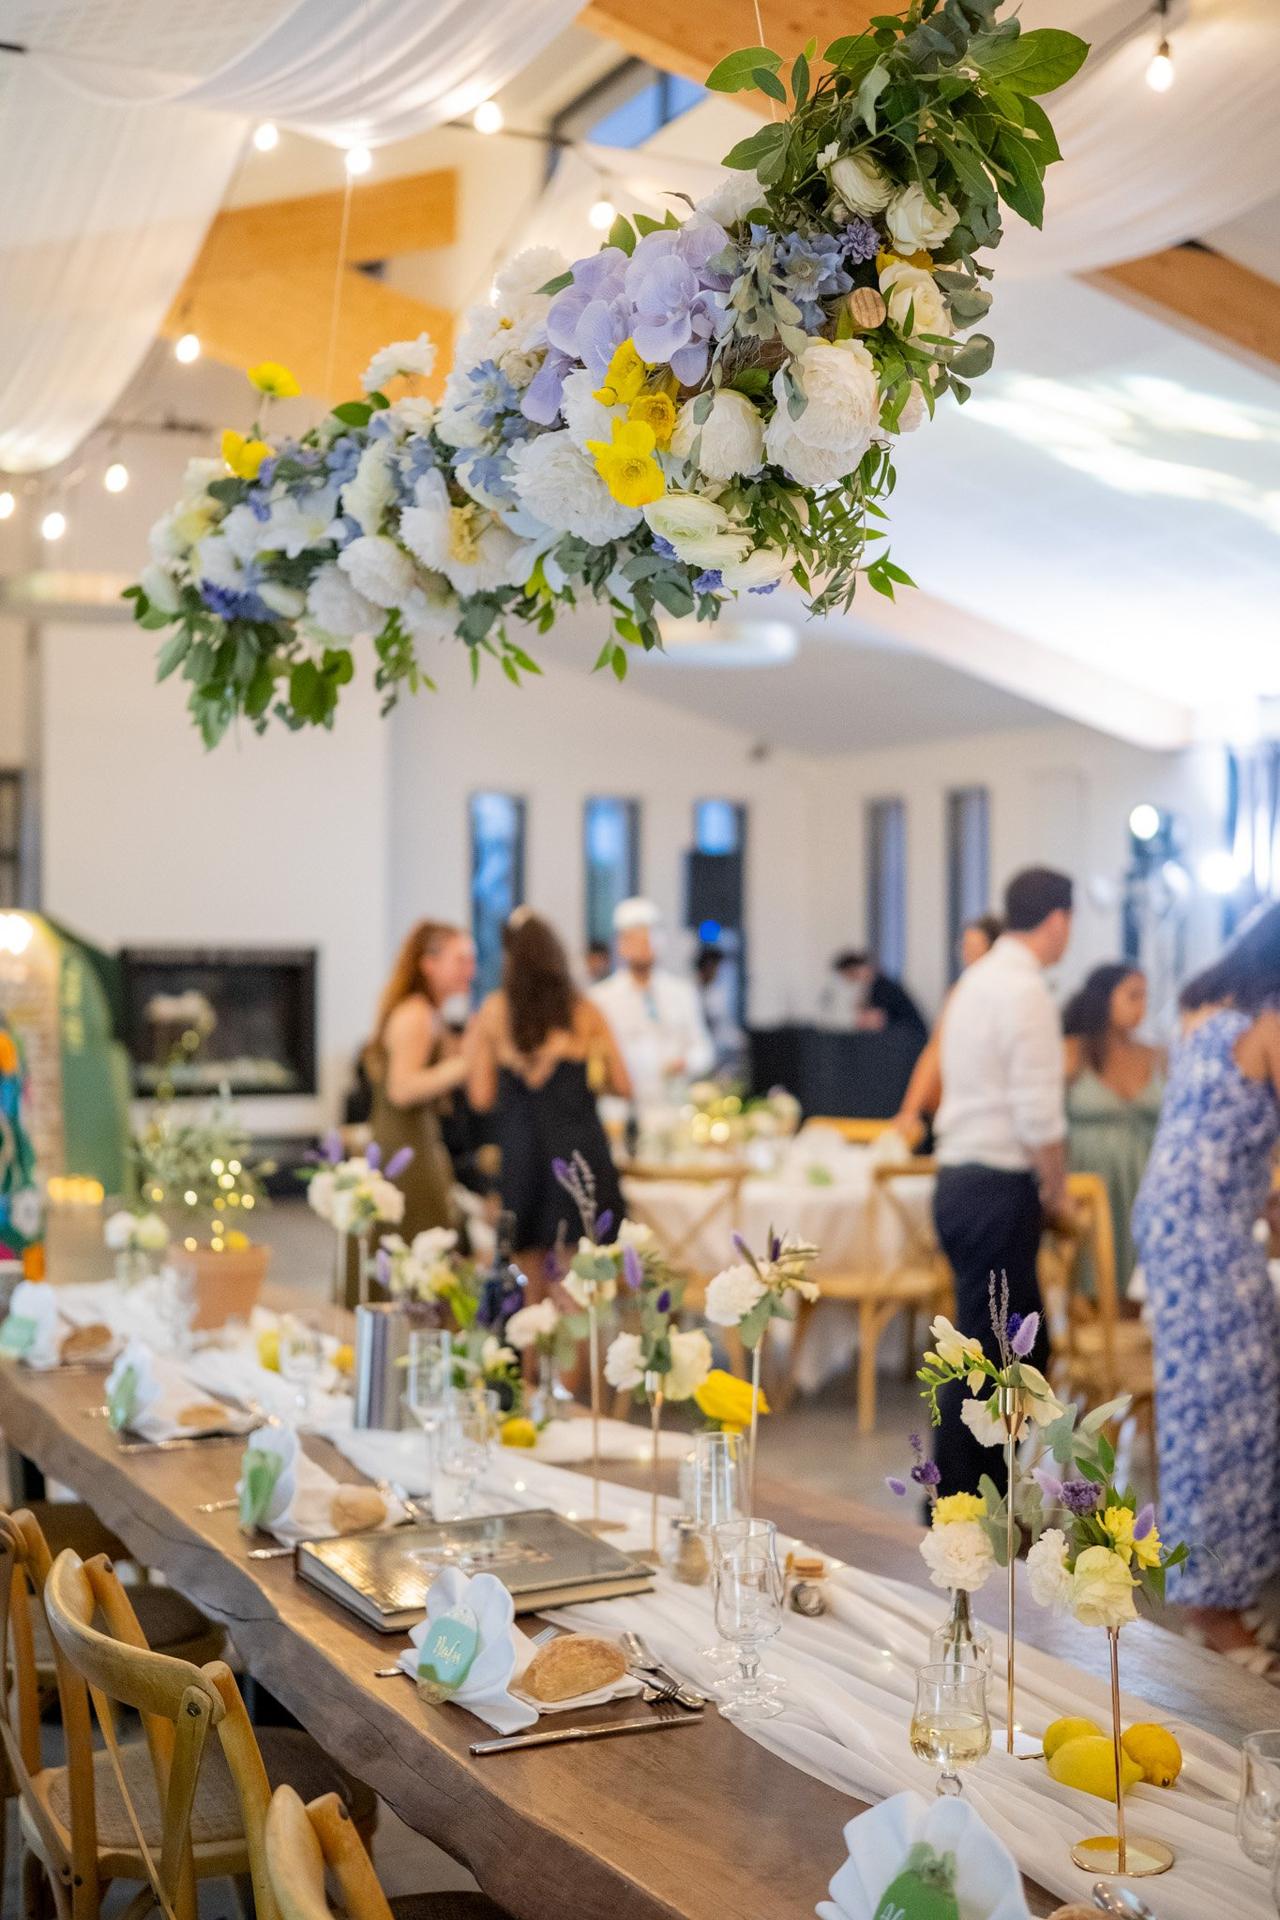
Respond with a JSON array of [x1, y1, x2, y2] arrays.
[[1039, 1173, 1121, 1398], [805, 1117, 892, 1145], [265, 1785, 393, 1920], [43, 1546, 279, 1920]]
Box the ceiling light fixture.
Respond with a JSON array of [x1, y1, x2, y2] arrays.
[[473, 99, 503, 135], [1146, 0, 1173, 90], [344, 143, 372, 176], [174, 331, 201, 364], [41, 509, 67, 542], [103, 460, 129, 494], [252, 120, 279, 152], [0, 490, 14, 520], [1128, 803, 1162, 843], [588, 196, 617, 232]]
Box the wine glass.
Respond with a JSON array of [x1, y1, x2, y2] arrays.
[[436, 1396, 495, 1520], [711, 1518, 785, 1722], [692, 1433, 748, 1669], [278, 1315, 324, 1425], [909, 1661, 991, 1796], [402, 1329, 454, 1493]]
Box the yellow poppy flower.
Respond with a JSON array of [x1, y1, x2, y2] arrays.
[[247, 360, 301, 399], [628, 390, 676, 449], [593, 338, 649, 407], [585, 418, 665, 508], [221, 429, 274, 480], [693, 1367, 770, 1433]]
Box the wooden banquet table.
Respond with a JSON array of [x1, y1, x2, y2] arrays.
[[1, 1354, 1274, 1920]]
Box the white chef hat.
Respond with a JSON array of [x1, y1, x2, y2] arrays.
[[613, 896, 661, 933]]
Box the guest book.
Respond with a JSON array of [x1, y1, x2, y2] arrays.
[[295, 1508, 654, 1630]]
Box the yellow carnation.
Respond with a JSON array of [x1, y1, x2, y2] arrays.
[[248, 360, 301, 399], [593, 338, 648, 407], [221, 429, 274, 480], [1103, 1505, 1136, 1562], [628, 390, 676, 449], [694, 1367, 770, 1433], [585, 418, 665, 509], [933, 1492, 985, 1527]]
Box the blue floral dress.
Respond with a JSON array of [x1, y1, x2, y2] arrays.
[[1133, 1009, 1280, 1608]]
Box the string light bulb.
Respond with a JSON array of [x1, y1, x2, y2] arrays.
[[0, 490, 14, 520], [40, 509, 67, 542], [1146, 35, 1174, 90], [252, 120, 279, 152], [103, 460, 129, 494], [174, 331, 201, 364], [588, 196, 617, 232], [473, 99, 503, 134], [344, 143, 372, 176]]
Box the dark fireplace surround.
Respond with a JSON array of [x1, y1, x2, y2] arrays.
[[121, 947, 317, 1098]]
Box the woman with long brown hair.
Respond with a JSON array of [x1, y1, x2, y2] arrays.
[[468, 909, 630, 1273], [366, 920, 475, 1240]]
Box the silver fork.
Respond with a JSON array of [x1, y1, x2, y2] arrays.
[[620, 1629, 710, 1708]]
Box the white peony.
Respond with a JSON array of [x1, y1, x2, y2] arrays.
[[604, 1331, 644, 1392], [509, 431, 641, 544], [720, 546, 792, 592], [919, 1517, 995, 1594], [696, 168, 767, 228], [645, 490, 731, 549], [765, 339, 881, 486], [879, 261, 951, 340], [362, 332, 437, 394], [671, 389, 764, 482], [494, 246, 567, 303], [959, 1394, 1006, 1448], [139, 563, 181, 614], [341, 439, 397, 534], [705, 1262, 767, 1327], [306, 562, 379, 638], [826, 148, 893, 216], [885, 184, 958, 253], [400, 471, 527, 595], [665, 1328, 713, 1401], [1026, 1528, 1074, 1611], [561, 369, 624, 451], [337, 534, 415, 609], [506, 1300, 560, 1351]]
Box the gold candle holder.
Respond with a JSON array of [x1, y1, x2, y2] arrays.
[[747, 1342, 763, 1515], [1069, 1628, 1174, 1877], [582, 1298, 622, 1535], [645, 1369, 664, 1559], [998, 1385, 1023, 1754]]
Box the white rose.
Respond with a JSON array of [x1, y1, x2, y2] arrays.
[[1070, 1546, 1139, 1631], [139, 563, 182, 614], [879, 261, 951, 339], [665, 1328, 713, 1401], [604, 1331, 644, 1392], [341, 439, 397, 534], [827, 150, 893, 216], [1026, 1528, 1074, 1611], [885, 184, 958, 253], [337, 534, 415, 610], [644, 490, 730, 548], [497, 346, 542, 390], [705, 1262, 767, 1328], [671, 389, 765, 482], [362, 332, 437, 395], [506, 1300, 560, 1351], [764, 338, 880, 486], [919, 1517, 995, 1594], [718, 545, 792, 593], [959, 1394, 1006, 1448], [674, 530, 752, 571]]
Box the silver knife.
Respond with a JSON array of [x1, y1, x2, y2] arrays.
[[118, 1433, 246, 1454], [471, 1714, 700, 1755]]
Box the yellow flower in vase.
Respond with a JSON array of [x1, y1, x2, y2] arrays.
[[585, 418, 665, 508], [221, 429, 274, 480], [247, 360, 301, 399], [694, 1367, 770, 1433]]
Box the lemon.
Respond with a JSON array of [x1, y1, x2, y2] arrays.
[[500, 1417, 537, 1449], [332, 1342, 355, 1377], [1122, 1723, 1183, 1788], [1048, 1734, 1143, 1803], [256, 1328, 280, 1372], [1043, 1715, 1103, 1760]]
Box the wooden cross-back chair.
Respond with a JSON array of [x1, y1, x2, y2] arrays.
[[804, 1116, 896, 1146], [619, 1160, 749, 1385], [263, 1784, 511, 1920], [3, 1519, 375, 1920]]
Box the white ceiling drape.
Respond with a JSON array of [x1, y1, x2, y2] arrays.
[[0, 0, 582, 472]]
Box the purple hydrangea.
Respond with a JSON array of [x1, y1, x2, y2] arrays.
[[546, 249, 630, 384], [521, 346, 575, 426], [651, 534, 679, 560], [840, 216, 881, 266], [623, 221, 734, 385]]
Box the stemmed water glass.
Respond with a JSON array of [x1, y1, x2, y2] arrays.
[[278, 1314, 325, 1426], [435, 1393, 496, 1520], [909, 1661, 992, 1796], [692, 1432, 748, 1670], [711, 1517, 786, 1722], [401, 1329, 454, 1495]]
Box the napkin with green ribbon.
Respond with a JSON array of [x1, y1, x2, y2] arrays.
[[236, 1422, 407, 1543], [0, 1281, 61, 1368]]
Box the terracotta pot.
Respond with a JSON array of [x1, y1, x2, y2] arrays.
[[173, 1242, 272, 1330]]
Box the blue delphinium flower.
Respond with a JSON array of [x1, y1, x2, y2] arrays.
[[324, 434, 363, 490], [465, 360, 521, 431], [839, 216, 881, 266], [693, 568, 723, 593], [749, 579, 779, 595], [651, 534, 679, 560], [773, 230, 852, 326], [199, 578, 270, 623]]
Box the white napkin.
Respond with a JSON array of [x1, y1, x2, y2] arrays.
[[818, 1791, 1031, 1920], [236, 1423, 407, 1544], [397, 1568, 536, 1735], [104, 1338, 256, 1441], [0, 1281, 63, 1369], [182, 1343, 352, 1433]]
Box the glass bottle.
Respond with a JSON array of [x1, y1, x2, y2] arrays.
[[928, 1587, 993, 1673]]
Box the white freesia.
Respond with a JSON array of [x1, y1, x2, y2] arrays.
[[337, 535, 416, 609], [885, 184, 959, 252], [1070, 1545, 1139, 1630], [959, 1394, 1006, 1448], [696, 168, 766, 227], [671, 389, 764, 481], [506, 1300, 560, 1351], [362, 332, 437, 394], [604, 1331, 644, 1392], [927, 1315, 985, 1371], [479, 1335, 517, 1374], [561, 370, 623, 451], [919, 1517, 994, 1594], [509, 431, 641, 544], [764, 339, 880, 486], [705, 1262, 767, 1327], [139, 563, 181, 614], [645, 491, 729, 547], [306, 562, 379, 639], [1026, 1528, 1074, 1611], [341, 439, 397, 533], [879, 261, 951, 340], [665, 1328, 713, 1401], [827, 150, 893, 216]]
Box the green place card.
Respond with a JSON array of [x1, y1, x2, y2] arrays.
[[239, 1448, 286, 1531], [107, 1364, 138, 1432], [416, 1605, 480, 1703], [874, 1845, 959, 1920], [0, 1314, 37, 1356]]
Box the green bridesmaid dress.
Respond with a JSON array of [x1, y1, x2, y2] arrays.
[[1066, 1066, 1164, 1295]]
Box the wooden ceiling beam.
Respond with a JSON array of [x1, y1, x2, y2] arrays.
[[189, 169, 457, 282], [577, 0, 879, 90], [1086, 244, 1280, 376]]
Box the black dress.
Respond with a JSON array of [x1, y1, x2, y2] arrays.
[[496, 1058, 626, 1250]]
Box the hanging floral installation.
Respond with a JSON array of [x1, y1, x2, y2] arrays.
[[129, 0, 1087, 743]]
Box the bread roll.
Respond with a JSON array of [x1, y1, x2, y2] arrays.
[[521, 1634, 627, 1703], [330, 1485, 387, 1534], [1048, 1907, 1102, 1919], [177, 1402, 232, 1429], [60, 1323, 114, 1363]]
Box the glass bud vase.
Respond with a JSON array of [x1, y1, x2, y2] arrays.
[[114, 1247, 150, 1291], [527, 1349, 559, 1427], [928, 1587, 993, 1673]]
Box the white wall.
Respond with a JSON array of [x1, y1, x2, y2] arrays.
[[800, 723, 1227, 1025]]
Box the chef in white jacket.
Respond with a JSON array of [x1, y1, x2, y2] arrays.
[[590, 898, 714, 1103]]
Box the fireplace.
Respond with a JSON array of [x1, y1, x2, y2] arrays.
[[121, 947, 318, 1097]]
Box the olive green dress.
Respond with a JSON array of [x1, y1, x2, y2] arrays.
[[366, 1014, 456, 1240], [1066, 1066, 1164, 1295]]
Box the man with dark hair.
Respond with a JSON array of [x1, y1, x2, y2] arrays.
[[826, 949, 927, 1040], [930, 865, 1074, 1493]]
